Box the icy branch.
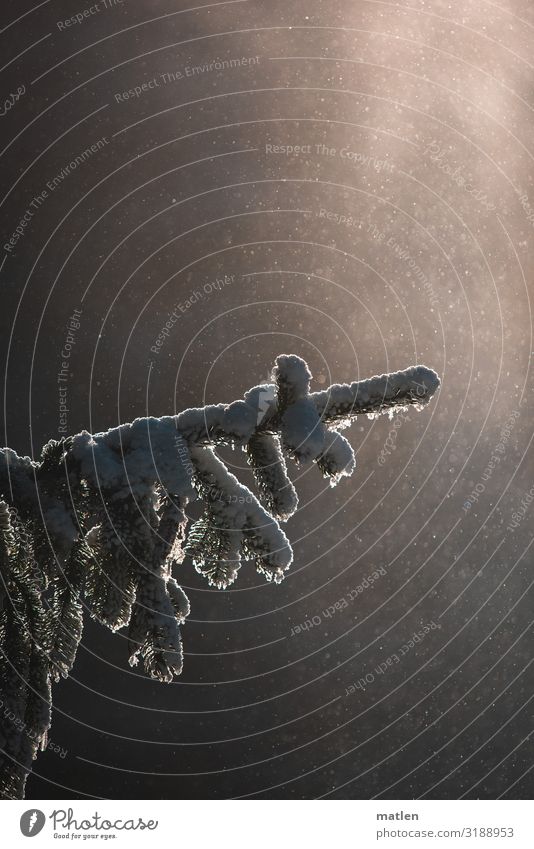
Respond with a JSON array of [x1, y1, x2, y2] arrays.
[[0, 353, 439, 798]]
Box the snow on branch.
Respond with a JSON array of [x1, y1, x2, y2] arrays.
[[0, 354, 439, 797]]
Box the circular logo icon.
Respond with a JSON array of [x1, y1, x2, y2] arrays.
[[20, 810, 46, 837]]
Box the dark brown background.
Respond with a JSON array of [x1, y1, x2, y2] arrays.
[[0, 0, 533, 799]]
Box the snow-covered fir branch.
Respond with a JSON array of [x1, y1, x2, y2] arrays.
[[0, 354, 439, 798]]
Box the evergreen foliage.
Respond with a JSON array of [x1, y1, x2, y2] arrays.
[[0, 355, 439, 797]]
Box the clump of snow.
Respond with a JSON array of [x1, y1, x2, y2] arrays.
[[71, 418, 196, 500], [312, 365, 440, 422], [190, 446, 293, 582], [175, 404, 228, 444], [245, 433, 298, 521], [43, 506, 77, 546], [318, 430, 356, 485], [272, 354, 312, 405], [281, 398, 325, 463], [221, 400, 257, 440]]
